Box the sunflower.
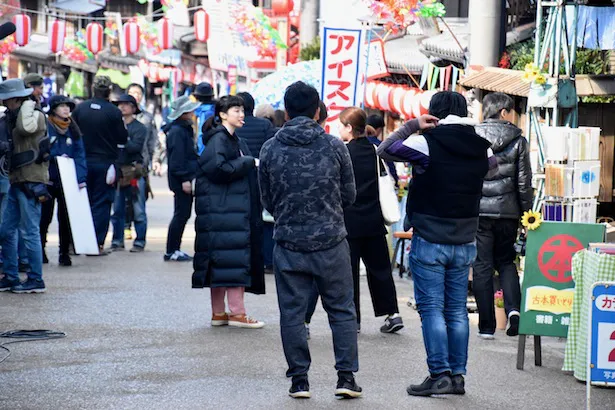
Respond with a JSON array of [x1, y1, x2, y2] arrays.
[[521, 210, 543, 231]]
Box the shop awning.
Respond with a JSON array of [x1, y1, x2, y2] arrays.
[[48, 0, 105, 15], [458, 67, 615, 97], [10, 35, 54, 65], [97, 50, 140, 73]]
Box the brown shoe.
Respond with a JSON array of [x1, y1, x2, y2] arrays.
[[211, 312, 229, 326], [228, 314, 265, 329]]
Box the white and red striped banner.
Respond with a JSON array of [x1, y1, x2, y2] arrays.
[[86, 22, 103, 55], [49, 20, 66, 53], [123, 21, 140, 54], [12, 14, 31, 47], [193, 9, 209, 43], [157, 17, 173, 50]]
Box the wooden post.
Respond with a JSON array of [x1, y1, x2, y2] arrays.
[[517, 335, 526, 370], [534, 335, 543, 366]]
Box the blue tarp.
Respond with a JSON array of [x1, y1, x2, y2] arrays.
[[566, 6, 615, 50]]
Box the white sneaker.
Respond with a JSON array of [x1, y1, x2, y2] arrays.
[[477, 332, 495, 340]]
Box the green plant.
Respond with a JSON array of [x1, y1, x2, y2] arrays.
[[300, 36, 320, 62]]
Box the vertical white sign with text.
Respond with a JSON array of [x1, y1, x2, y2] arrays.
[[321, 27, 363, 136]]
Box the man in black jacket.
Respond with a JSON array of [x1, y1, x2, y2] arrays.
[[162, 96, 200, 262], [72, 76, 128, 255], [235, 92, 275, 158], [259, 82, 360, 400], [473, 92, 533, 339], [110, 94, 148, 253]]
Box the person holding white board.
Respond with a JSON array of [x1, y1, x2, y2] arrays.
[[39, 95, 87, 267]]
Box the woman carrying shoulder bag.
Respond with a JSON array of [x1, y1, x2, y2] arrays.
[[192, 96, 265, 329], [339, 107, 404, 334], [40, 95, 87, 267]]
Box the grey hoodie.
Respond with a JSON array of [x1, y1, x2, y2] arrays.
[[259, 116, 356, 252]]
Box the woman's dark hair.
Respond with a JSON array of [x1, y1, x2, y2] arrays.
[[428, 91, 468, 119], [317, 100, 328, 126], [482, 92, 514, 120], [339, 106, 367, 137], [236, 92, 255, 114], [284, 81, 320, 119], [273, 110, 286, 128], [366, 114, 384, 130], [202, 95, 244, 132]]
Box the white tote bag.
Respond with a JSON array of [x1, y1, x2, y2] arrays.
[[375, 148, 401, 225]]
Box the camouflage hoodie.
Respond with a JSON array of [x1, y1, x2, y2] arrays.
[[259, 116, 356, 252]]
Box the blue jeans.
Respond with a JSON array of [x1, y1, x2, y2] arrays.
[[87, 161, 116, 246], [274, 240, 358, 378], [111, 178, 147, 248], [409, 235, 476, 376], [0, 185, 43, 282], [0, 191, 27, 265]]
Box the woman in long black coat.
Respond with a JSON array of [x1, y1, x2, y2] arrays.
[[192, 96, 265, 329], [339, 107, 404, 334]]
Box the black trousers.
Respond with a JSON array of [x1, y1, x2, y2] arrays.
[[166, 190, 193, 254], [40, 184, 71, 256], [472, 217, 522, 334], [349, 235, 399, 324]]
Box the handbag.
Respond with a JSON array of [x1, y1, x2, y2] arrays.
[[374, 147, 401, 225]]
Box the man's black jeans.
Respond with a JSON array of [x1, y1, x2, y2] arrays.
[[472, 217, 522, 334], [274, 239, 358, 379], [166, 190, 192, 255]]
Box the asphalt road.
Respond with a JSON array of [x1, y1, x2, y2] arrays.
[[0, 177, 612, 409]]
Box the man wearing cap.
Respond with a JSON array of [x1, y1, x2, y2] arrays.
[[162, 96, 200, 262], [0, 79, 49, 293], [110, 94, 148, 253], [23, 73, 44, 109], [192, 82, 215, 155], [72, 76, 128, 255]]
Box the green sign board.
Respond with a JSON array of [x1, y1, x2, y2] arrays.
[[519, 221, 605, 338]]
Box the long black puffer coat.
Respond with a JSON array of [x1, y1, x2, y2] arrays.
[[475, 119, 533, 219], [192, 125, 265, 294]]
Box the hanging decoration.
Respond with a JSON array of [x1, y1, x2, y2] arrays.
[[365, 0, 446, 33], [157, 17, 173, 50], [135, 14, 161, 55], [123, 20, 141, 54], [193, 9, 209, 43], [272, 0, 294, 15], [12, 14, 31, 47], [49, 20, 66, 54], [0, 36, 17, 65], [86, 22, 103, 55], [230, 4, 287, 59], [64, 29, 95, 63]]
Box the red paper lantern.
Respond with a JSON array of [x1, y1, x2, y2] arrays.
[[157, 17, 174, 50], [377, 83, 393, 112], [193, 9, 209, 43], [124, 21, 140, 54], [364, 82, 376, 108], [420, 90, 436, 116], [290, 15, 300, 28], [270, 17, 279, 30], [148, 64, 159, 82], [390, 86, 407, 115], [272, 0, 294, 15], [12, 14, 31, 46], [412, 90, 425, 119], [401, 89, 417, 119], [86, 22, 103, 55], [49, 20, 66, 53]]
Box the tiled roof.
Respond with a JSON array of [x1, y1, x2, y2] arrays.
[[384, 35, 430, 74], [458, 67, 615, 97]]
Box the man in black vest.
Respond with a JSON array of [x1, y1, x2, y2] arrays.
[[379, 91, 497, 397]]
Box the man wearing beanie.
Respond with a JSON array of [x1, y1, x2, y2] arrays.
[[72, 76, 128, 255], [23, 73, 44, 109]]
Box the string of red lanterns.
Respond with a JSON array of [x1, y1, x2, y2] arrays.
[[86, 22, 103, 55], [365, 81, 436, 119]]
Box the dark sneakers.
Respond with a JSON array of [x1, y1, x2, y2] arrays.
[[407, 373, 453, 396], [506, 311, 520, 336], [335, 373, 362, 399], [380, 315, 404, 333], [0, 277, 19, 292], [59, 254, 72, 267], [289, 378, 310, 399], [11, 279, 46, 294], [451, 374, 466, 395]]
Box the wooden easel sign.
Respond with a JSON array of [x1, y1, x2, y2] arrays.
[[517, 221, 605, 369]]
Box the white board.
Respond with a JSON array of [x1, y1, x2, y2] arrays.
[[56, 156, 99, 255]]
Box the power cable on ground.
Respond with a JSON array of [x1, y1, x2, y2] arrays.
[[0, 330, 66, 364]]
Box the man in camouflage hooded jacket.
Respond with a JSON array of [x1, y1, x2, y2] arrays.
[[259, 81, 362, 399]]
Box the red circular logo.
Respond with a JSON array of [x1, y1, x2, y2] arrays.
[[537, 234, 583, 283]]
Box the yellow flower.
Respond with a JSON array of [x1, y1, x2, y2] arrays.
[[534, 75, 547, 85], [521, 210, 543, 230], [524, 63, 538, 72], [522, 72, 533, 83]]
